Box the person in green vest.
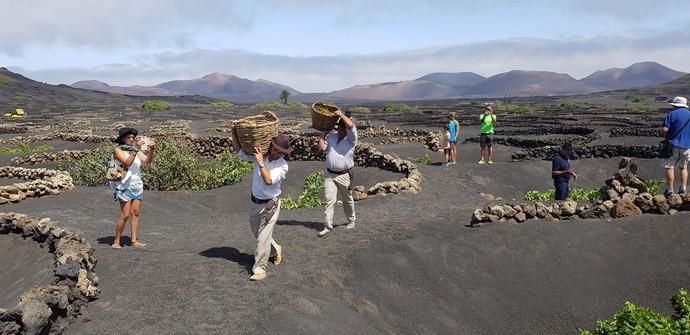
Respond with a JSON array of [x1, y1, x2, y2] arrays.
[[478, 105, 496, 164]]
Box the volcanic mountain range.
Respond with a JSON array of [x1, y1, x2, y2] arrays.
[[1, 61, 686, 103], [69, 62, 685, 102]]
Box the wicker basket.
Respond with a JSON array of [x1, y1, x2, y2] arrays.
[[233, 111, 280, 154], [311, 101, 340, 131]]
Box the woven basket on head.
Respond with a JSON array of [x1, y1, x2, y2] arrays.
[[311, 101, 340, 131], [233, 111, 280, 154]]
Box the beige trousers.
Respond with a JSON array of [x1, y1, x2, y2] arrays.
[[248, 199, 281, 275], [323, 171, 356, 229]]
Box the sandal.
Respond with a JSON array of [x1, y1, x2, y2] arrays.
[[132, 241, 147, 248], [111, 243, 122, 249]]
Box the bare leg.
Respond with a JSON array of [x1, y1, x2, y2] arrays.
[[113, 201, 131, 248], [681, 168, 688, 191], [130, 200, 145, 246], [666, 168, 675, 192], [488, 145, 493, 161], [480, 147, 485, 161]]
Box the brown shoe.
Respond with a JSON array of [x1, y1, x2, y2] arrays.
[[273, 246, 283, 266]]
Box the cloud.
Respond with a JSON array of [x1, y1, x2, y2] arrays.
[[0, 0, 253, 55], [567, 0, 687, 20], [12, 30, 690, 93]]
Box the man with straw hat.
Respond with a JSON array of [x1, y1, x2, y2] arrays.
[[230, 124, 292, 281], [316, 110, 357, 237]]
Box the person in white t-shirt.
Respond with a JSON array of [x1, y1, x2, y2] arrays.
[[231, 124, 291, 281]]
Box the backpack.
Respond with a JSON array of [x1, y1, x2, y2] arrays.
[[105, 156, 127, 182]]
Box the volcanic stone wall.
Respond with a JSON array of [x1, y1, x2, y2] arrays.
[[511, 144, 663, 161], [0, 213, 99, 335], [0, 167, 74, 204], [609, 127, 659, 137], [12, 151, 94, 166], [470, 158, 686, 225], [495, 127, 595, 137], [0, 133, 113, 146]]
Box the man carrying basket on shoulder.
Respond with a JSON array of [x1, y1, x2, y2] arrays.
[[316, 110, 357, 237], [230, 122, 292, 281]]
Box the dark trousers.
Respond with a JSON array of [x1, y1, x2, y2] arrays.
[[554, 180, 570, 201]]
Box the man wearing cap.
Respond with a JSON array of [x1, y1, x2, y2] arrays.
[[230, 126, 291, 281], [316, 110, 357, 237], [552, 142, 577, 201], [478, 106, 496, 165], [659, 96, 690, 195]]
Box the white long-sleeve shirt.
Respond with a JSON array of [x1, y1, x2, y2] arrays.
[[237, 150, 288, 199]]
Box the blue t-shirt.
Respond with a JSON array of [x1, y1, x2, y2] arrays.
[[552, 154, 571, 183], [663, 108, 690, 149], [448, 121, 457, 141]]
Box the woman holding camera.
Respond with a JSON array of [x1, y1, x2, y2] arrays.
[[110, 127, 155, 249]]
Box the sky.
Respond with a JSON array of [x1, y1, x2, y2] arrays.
[[1, 0, 689, 92]]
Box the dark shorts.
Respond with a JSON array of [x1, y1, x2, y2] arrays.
[[554, 180, 569, 201], [480, 134, 493, 148]]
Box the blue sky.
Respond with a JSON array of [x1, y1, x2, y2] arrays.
[[1, 0, 689, 92]]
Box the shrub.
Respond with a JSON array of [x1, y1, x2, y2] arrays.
[[189, 152, 252, 191], [0, 144, 53, 155], [558, 101, 590, 112], [141, 140, 251, 191], [524, 187, 603, 202], [0, 74, 16, 85], [13, 95, 30, 102], [58, 140, 251, 190], [645, 179, 664, 195], [57, 146, 112, 186], [382, 103, 420, 114], [494, 103, 534, 114], [348, 106, 372, 114], [624, 93, 646, 103], [142, 100, 172, 110], [580, 289, 689, 335], [410, 154, 432, 165], [281, 171, 324, 210], [628, 103, 656, 113], [210, 101, 234, 109], [255, 101, 307, 110], [108, 92, 124, 98]]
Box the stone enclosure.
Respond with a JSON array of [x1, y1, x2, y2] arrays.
[[470, 158, 687, 225]]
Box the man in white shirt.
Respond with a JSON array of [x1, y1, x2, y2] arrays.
[[230, 125, 291, 281], [316, 110, 357, 237]]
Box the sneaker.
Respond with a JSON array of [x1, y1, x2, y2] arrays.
[[679, 189, 686, 195], [477, 160, 485, 165], [450, 161, 456, 165], [249, 272, 267, 281], [487, 160, 493, 165], [663, 189, 674, 197], [346, 222, 356, 229], [317, 228, 331, 237]]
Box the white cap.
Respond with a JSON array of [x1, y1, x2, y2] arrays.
[[670, 96, 688, 108]]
